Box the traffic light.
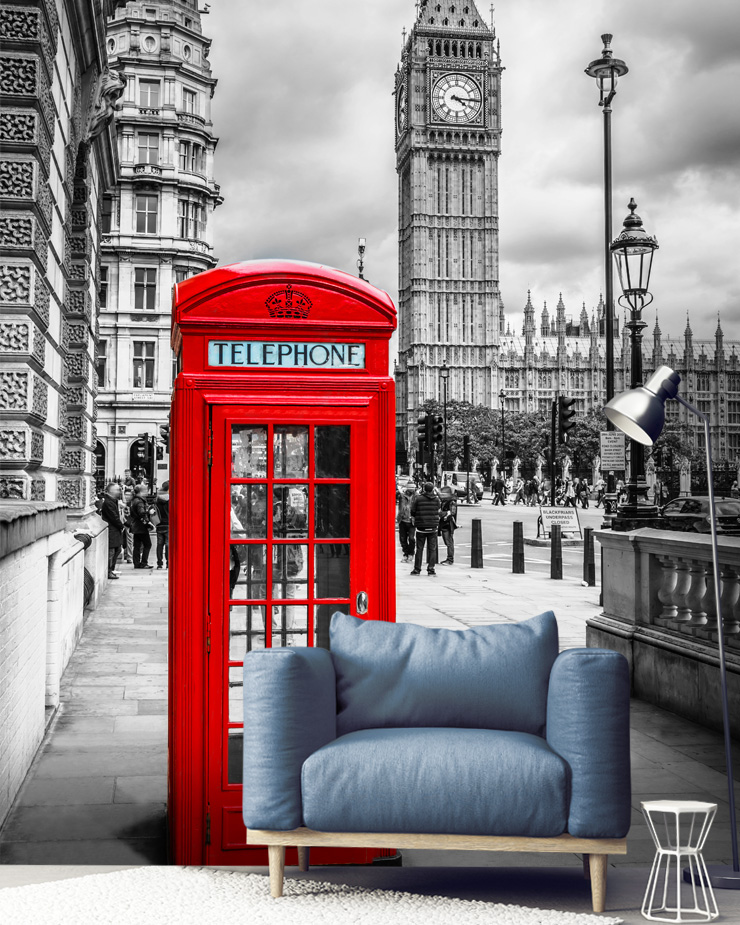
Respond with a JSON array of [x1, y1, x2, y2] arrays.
[[432, 414, 443, 444], [417, 414, 428, 446], [156, 445, 164, 461], [463, 435, 471, 470], [558, 396, 577, 444], [425, 414, 434, 449], [159, 421, 170, 453]]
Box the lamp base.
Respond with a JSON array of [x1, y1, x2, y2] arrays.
[[684, 864, 740, 889], [611, 503, 660, 532]]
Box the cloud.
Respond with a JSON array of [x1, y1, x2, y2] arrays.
[[206, 0, 740, 345]]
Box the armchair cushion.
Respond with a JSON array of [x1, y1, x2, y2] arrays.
[[302, 727, 569, 836], [330, 610, 559, 737], [242, 646, 336, 831], [546, 648, 631, 838]]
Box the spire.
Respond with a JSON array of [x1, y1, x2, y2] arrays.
[[716, 312, 724, 338], [540, 299, 549, 337], [417, 0, 491, 29], [653, 312, 662, 338], [684, 311, 693, 339], [579, 301, 589, 335]]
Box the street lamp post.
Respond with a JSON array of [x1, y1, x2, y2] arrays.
[[610, 198, 659, 524], [357, 237, 366, 280], [499, 389, 506, 480], [440, 361, 449, 473], [586, 34, 628, 516]]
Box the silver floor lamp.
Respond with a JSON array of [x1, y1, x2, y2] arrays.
[[606, 364, 740, 888]]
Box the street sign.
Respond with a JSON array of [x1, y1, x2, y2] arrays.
[[600, 431, 626, 470], [540, 505, 582, 537]]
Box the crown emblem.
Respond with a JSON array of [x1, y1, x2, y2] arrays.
[[265, 284, 312, 319]]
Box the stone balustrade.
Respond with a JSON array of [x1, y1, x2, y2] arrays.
[[590, 527, 740, 737]]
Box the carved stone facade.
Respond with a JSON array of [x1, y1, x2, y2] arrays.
[[98, 0, 221, 485], [0, 0, 120, 509]]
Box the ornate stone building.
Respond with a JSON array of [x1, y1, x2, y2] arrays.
[[500, 292, 740, 466], [97, 0, 221, 484], [394, 0, 503, 461], [0, 0, 123, 511]]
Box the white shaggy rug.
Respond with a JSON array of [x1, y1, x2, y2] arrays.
[[0, 866, 624, 925]]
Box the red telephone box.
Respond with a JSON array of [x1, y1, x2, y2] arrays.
[[168, 259, 397, 865]]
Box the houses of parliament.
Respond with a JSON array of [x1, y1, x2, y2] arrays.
[[394, 0, 740, 468]]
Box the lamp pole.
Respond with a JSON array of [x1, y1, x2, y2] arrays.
[[440, 362, 449, 473], [586, 35, 628, 515], [499, 389, 506, 480], [357, 237, 366, 280], [610, 199, 659, 526]]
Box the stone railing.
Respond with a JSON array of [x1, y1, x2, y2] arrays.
[[592, 527, 740, 736]]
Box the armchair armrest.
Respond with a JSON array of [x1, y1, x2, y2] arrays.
[[242, 646, 336, 831], [546, 648, 631, 838]]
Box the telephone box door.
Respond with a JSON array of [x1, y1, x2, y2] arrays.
[[206, 400, 381, 864]]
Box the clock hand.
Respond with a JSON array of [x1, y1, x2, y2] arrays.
[[450, 93, 476, 104]]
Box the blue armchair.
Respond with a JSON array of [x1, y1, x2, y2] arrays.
[[242, 610, 631, 913]]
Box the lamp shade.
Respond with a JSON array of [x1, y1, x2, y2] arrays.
[[604, 365, 681, 445]]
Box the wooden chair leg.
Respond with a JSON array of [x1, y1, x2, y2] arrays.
[[297, 846, 310, 871], [589, 853, 608, 913], [582, 854, 590, 880], [268, 845, 285, 898]]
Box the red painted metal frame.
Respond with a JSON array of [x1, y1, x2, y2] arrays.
[[168, 260, 397, 865]]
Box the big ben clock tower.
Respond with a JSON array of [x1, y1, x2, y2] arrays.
[[395, 0, 503, 463]]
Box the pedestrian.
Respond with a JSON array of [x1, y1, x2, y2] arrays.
[[438, 485, 458, 565], [130, 484, 153, 569], [154, 480, 169, 569], [100, 482, 124, 579], [396, 485, 417, 563], [595, 477, 605, 508], [123, 468, 135, 490], [492, 475, 506, 505], [731, 480, 739, 499], [410, 482, 441, 576], [513, 477, 525, 504], [577, 479, 589, 509], [121, 487, 134, 562]]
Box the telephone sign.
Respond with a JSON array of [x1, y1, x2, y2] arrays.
[[168, 260, 397, 867]]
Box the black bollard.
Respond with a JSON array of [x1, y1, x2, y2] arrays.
[[550, 525, 562, 580], [471, 518, 483, 568], [583, 527, 596, 587], [512, 521, 525, 574]]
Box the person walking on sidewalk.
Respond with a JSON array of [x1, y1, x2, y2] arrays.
[[100, 482, 124, 579], [410, 482, 441, 576], [121, 487, 134, 563], [492, 475, 507, 505], [130, 484, 153, 569], [396, 484, 417, 563], [155, 480, 169, 569], [438, 485, 458, 565]]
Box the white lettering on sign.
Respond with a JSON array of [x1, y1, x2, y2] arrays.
[[539, 505, 582, 536], [600, 431, 626, 471], [207, 341, 366, 369]]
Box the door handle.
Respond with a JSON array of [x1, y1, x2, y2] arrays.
[[356, 591, 368, 615]]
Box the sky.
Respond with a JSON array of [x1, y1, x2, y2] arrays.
[[205, 0, 740, 345]]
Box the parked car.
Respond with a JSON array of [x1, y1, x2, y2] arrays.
[[659, 496, 740, 535], [442, 471, 484, 501]]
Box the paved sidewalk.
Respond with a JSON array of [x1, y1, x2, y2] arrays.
[[0, 560, 169, 865], [1, 528, 739, 887]]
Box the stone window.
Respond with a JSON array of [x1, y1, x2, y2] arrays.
[[134, 268, 157, 311], [178, 198, 205, 239], [101, 196, 114, 233], [182, 87, 198, 114], [137, 132, 159, 165], [99, 266, 109, 308], [178, 140, 204, 173], [139, 79, 161, 108], [135, 194, 158, 234], [133, 342, 155, 389], [96, 340, 107, 389], [728, 401, 740, 425]]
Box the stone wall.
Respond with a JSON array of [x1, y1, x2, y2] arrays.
[[589, 527, 740, 738], [0, 500, 105, 830]]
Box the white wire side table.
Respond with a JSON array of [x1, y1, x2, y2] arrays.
[[641, 800, 719, 922]]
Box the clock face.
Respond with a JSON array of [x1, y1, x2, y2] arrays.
[[397, 82, 407, 134], [431, 73, 483, 124]]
